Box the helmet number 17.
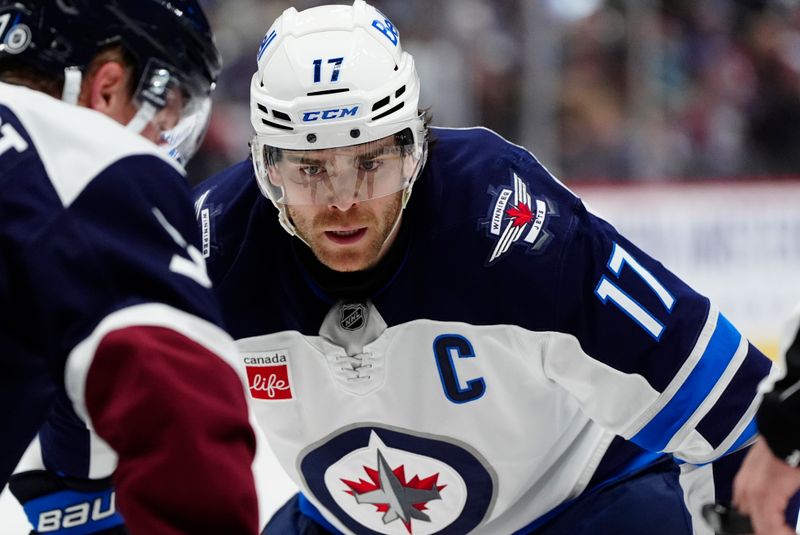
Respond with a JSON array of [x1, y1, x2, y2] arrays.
[[312, 57, 344, 84]]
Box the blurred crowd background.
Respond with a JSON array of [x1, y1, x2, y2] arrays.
[[190, 0, 800, 184]]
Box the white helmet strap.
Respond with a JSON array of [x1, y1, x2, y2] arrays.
[[126, 101, 158, 134], [60, 65, 157, 137], [61, 66, 82, 105]]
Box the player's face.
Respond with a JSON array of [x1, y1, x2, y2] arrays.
[[267, 136, 411, 207], [287, 190, 403, 272]]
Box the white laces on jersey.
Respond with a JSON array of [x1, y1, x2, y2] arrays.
[[336, 353, 373, 382]]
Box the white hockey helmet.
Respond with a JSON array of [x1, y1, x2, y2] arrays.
[[249, 0, 427, 236]]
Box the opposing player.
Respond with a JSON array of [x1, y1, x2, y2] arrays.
[[724, 302, 800, 535], [0, 1, 258, 533], [192, 1, 783, 533]]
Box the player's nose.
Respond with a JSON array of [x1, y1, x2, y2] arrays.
[[327, 193, 358, 212]]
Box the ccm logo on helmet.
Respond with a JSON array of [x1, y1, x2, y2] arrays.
[[302, 106, 359, 122]]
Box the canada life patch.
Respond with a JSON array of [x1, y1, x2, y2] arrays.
[[481, 172, 554, 264], [241, 350, 293, 400]]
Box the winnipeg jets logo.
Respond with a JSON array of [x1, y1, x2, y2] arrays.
[[317, 430, 478, 535], [482, 172, 554, 264], [342, 449, 445, 533]]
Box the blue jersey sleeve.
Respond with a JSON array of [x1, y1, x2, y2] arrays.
[[19, 154, 223, 361], [551, 196, 770, 463]]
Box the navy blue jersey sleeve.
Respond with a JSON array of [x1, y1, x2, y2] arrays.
[[8, 151, 258, 533], [0, 84, 259, 535], [428, 127, 771, 465], [20, 155, 222, 358], [193, 159, 264, 280], [550, 194, 770, 463]]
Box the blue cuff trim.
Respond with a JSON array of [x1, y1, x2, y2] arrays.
[[724, 417, 758, 456], [633, 314, 741, 452]]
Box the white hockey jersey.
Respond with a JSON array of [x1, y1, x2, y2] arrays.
[[195, 126, 769, 534]]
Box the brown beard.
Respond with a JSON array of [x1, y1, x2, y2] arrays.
[[309, 207, 374, 229], [287, 193, 403, 272]]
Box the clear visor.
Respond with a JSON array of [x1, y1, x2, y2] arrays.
[[160, 97, 212, 166], [129, 58, 213, 165], [252, 133, 423, 206]]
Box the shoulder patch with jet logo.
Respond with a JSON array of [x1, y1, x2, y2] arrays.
[[480, 172, 556, 265]]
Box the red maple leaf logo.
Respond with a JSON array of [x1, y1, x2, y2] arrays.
[[341, 464, 446, 533], [506, 203, 533, 227]]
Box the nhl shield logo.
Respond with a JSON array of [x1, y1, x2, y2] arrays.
[[481, 172, 555, 265], [340, 302, 367, 331]]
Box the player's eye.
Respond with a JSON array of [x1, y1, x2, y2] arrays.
[[300, 165, 324, 177], [359, 159, 380, 172]]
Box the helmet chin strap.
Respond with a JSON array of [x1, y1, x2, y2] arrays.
[[61, 67, 82, 105], [126, 101, 158, 134]]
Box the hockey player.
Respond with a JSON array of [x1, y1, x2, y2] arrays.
[[0, 1, 258, 533], [726, 303, 800, 535], [191, 1, 788, 533]]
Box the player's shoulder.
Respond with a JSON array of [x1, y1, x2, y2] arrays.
[[429, 125, 522, 149], [193, 158, 256, 208], [192, 158, 269, 265], [192, 159, 261, 232], [428, 126, 579, 204], [419, 126, 584, 257], [0, 82, 184, 206]]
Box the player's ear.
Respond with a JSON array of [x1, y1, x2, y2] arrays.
[[80, 61, 134, 124]]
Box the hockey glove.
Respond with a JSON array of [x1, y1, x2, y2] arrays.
[[8, 470, 128, 534]]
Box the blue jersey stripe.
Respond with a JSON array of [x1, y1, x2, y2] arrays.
[[696, 344, 770, 448], [677, 416, 758, 466], [632, 314, 741, 452], [298, 493, 343, 534], [724, 416, 758, 456]]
